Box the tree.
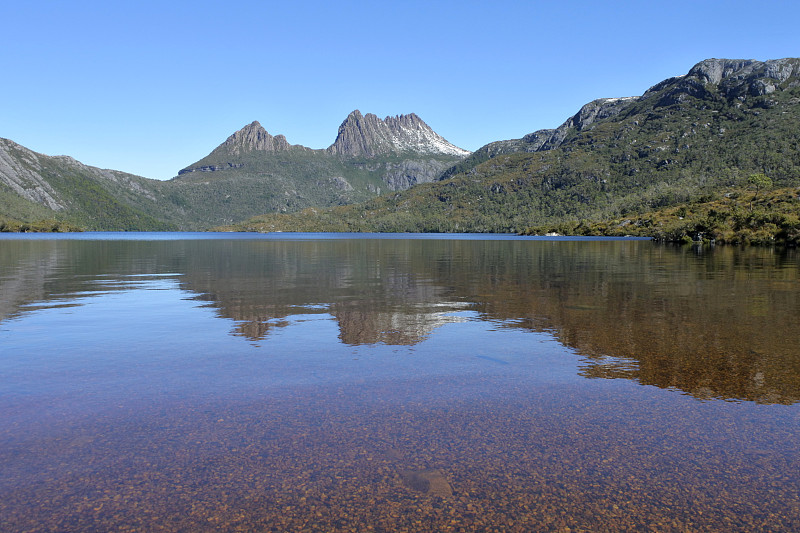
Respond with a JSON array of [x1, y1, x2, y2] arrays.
[[747, 173, 773, 211]]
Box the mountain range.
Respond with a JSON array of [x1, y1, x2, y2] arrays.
[[235, 57, 800, 233], [0, 111, 469, 230], [2, 57, 799, 233]]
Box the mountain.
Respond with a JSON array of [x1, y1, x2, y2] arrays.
[[233, 58, 800, 234], [177, 111, 469, 188], [1, 111, 469, 230], [162, 111, 469, 227]]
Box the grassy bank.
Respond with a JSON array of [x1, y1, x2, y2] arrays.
[[0, 217, 84, 233]]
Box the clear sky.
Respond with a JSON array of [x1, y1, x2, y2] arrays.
[[2, 0, 798, 180]]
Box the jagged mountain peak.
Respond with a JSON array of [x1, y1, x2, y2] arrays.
[[177, 121, 302, 175], [217, 120, 293, 156], [327, 110, 470, 158]]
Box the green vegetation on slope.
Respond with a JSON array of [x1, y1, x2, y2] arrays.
[[521, 186, 800, 246], [40, 168, 176, 231]]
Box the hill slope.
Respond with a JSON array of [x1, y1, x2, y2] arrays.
[[0, 138, 178, 231]]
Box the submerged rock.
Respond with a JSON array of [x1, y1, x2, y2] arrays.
[[400, 468, 453, 497]]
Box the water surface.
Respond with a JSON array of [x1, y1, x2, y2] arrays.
[[1, 233, 799, 531]]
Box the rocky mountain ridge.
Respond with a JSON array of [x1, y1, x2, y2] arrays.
[[443, 57, 800, 180], [0, 139, 65, 211], [179, 110, 469, 175], [169, 111, 470, 223], [326, 110, 470, 158], [1, 110, 470, 230]]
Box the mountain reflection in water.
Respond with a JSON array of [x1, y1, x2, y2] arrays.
[[1, 237, 797, 404]]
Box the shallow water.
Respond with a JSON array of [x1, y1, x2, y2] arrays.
[[1, 233, 799, 531]]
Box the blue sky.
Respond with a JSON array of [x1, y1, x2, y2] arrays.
[[2, 0, 798, 180]]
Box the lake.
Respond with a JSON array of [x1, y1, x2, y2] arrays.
[[1, 233, 799, 531]]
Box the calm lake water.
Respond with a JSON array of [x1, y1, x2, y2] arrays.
[[1, 233, 799, 532]]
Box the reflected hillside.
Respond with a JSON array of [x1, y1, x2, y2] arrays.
[[0, 241, 67, 323], [0, 240, 187, 322], [448, 242, 800, 404], [1, 237, 798, 403]]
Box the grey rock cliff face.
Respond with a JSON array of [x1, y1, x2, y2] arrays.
[[688, 58, 800, 86], [536, 97, 640, 150], [382, 159, 457, 191], [327, 110, 470, 158], [0, 139, 158, 211]]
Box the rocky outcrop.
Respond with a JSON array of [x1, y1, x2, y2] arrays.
[[534, 96, 640, 151], [177, 163, 244, 175], [648, 58, 800, 105], [527, 58, 800, 152], [327, 110, 470, 158], [439, 96, 640, 181], [689, 57, 800, 87]]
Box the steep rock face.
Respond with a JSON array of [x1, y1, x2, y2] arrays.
[[382, 159, 457, 191], [0, 138, 160, 212], [327, 110, 470, 158], [0, 137, 177, 230], [689, 57, 800, 89], [532, 97, 640, 151]]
